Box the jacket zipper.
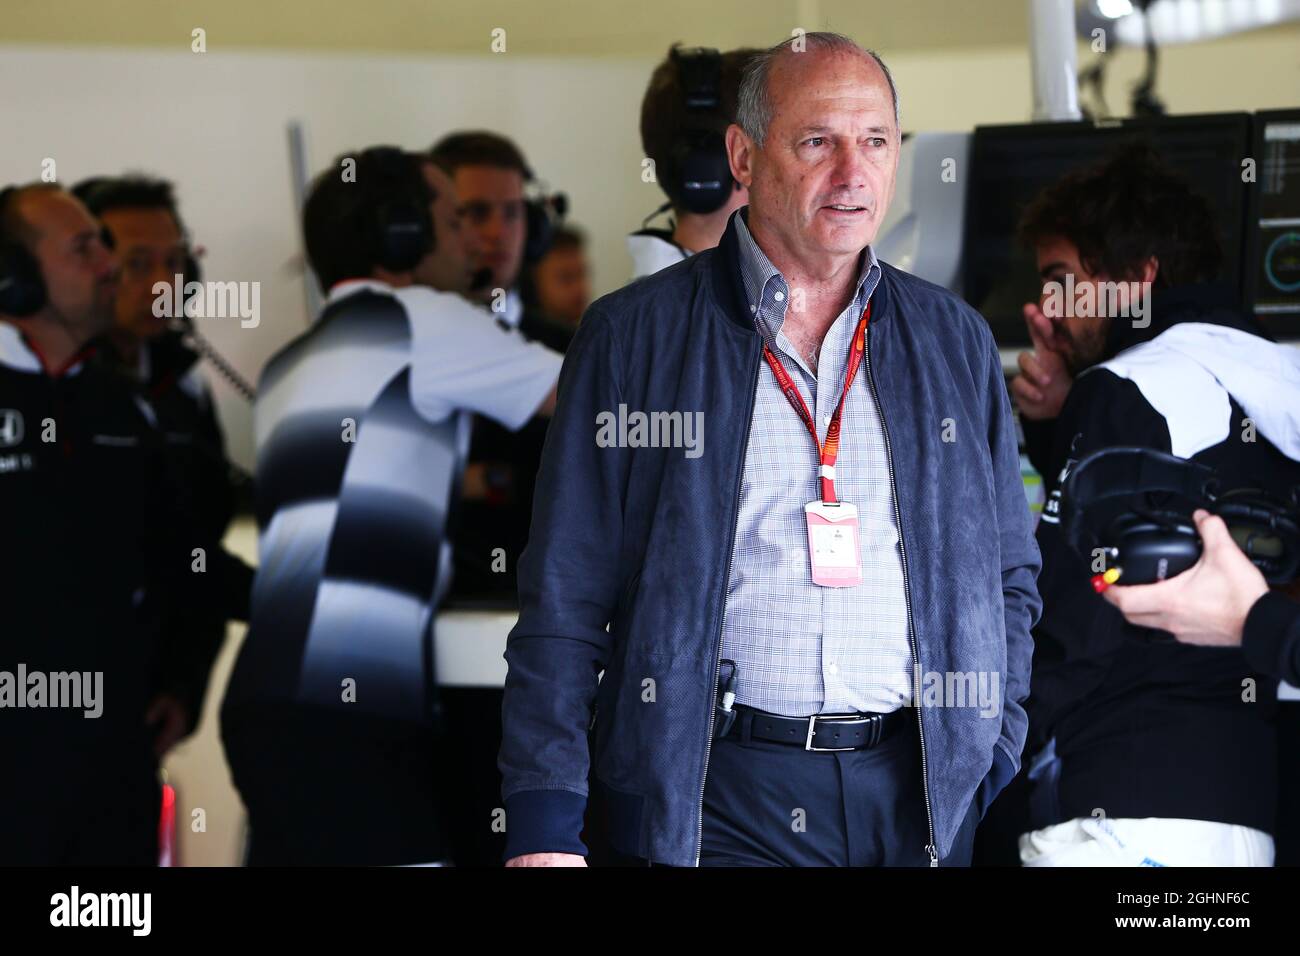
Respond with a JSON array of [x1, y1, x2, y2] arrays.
[[862, 320, 939, 867], [694, 340, 762, 866]]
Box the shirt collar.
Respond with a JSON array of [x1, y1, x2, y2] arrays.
[[732, 208, 879, 337], [0, 320, 90, 377], [0, 321, 42, 373], [326, 278, 395, 304]]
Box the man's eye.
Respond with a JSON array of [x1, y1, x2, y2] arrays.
[[805, 137, 825, 148], [869, 137, 887, 148]]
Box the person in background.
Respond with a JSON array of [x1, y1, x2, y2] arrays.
[[524, 225, 590, 330], [221, 147, 559, 865], [429, 131, 570, 600], [628, 44, 758, 280], [428, 131, 572, 352], [1006, 144, 1300, 867], [0, 183, 227, 864], [73, 175, 254, 736]]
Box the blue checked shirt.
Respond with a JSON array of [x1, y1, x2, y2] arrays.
[[720, 211, 913, 717]]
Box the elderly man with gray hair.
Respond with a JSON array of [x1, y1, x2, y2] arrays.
[[499, 32, 1040, 867]]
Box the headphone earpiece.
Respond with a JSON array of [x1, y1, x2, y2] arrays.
[[524, 190, 567, 263], [0, 187, 47, 317], [376, 198, 434, 274], [360, 147, 436, 275], [667, 46, 733, 216], [1105, 511, 1202, 583], [1214, 488, 1300, 583], [1062, 446, 1300, 587], [671, 131, 733, 215], [0, 239, 46, 318]]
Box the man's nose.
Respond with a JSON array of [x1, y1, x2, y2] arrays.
[[149, 258, 176, 289], [94, 243, 119, 281], [831, 144, 870, 189], [479, 209, 506, 244]]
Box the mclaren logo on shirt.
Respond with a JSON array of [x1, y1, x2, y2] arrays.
[[1040, 432, 1084, 526], [0, 410, 35, 475], [0, 409, 22, 448]]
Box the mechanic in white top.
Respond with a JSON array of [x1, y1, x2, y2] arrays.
[[221, 146, 560, 866]]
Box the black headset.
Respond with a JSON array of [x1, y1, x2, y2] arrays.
[[1061, 446, 1300, 586], [359, 147, 436, 273], [0, 186, 50, 317], [523, 171, 568, 264], [666, 46, 734, 216]]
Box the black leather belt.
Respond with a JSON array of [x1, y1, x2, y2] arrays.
[[722, 703, 909, 752]]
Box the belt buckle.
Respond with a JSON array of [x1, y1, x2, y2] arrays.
[[804, 714, 869, 752]]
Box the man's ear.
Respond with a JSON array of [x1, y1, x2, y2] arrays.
[[1140, 256, 1159, 286], [726, 123, 754, 190]]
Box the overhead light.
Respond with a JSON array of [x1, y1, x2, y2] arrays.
[[1097, 0, 1136, 17], [1079, 0, 1300, 44]]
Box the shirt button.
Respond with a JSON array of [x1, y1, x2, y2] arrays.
[[822, 414, 831, 425], [774, 290, 785, 302], [828, 662, 839, 675]]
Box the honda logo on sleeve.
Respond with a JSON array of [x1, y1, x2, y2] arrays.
[[0, 409, 23, 448]]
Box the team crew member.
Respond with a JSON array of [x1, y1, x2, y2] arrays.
[[500, 33, 1039, 868], [628, 44, 757, 280], [1008, 144, 1300, 866], [0, 183, 226, 864], [524, 225, 591, 329], [73, 175, 255, 733], [429, 131, 573, 352], [429, 131, 571, 599], [220, 147, 560, 866]]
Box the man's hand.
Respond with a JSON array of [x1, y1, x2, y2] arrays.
[[505, 853, 587, 867], [1009, 302, 1073, 421], [145, 693, 191, 759], [1102, 509, 1269, 646]]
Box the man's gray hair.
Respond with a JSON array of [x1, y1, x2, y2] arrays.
[[735, 32, 900, 147]]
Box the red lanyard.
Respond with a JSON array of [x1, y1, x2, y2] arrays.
[[761, 301, 871, 504]]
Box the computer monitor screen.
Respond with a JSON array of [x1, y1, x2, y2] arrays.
[[1250, 109, 1300, 338], [962, 114, 1252, 346]]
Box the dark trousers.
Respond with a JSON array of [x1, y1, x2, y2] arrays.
[[222, 702, 447, 866], [698, 716, 978, 867], [1, 736, 159, 866]]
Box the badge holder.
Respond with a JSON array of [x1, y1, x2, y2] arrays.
[[805, 500, 863, 587]]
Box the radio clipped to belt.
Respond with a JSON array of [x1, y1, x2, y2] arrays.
[[712, 659, 738, 740]]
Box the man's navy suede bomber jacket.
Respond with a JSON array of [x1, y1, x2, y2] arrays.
[[499, 212, 1042, 866]]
